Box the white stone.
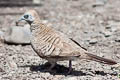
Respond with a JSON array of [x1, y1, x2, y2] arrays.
[[103, 31, 112, 37], [89, 38, 98, 44], [4, 24, 31, 44], [33, 0, 41, 4]]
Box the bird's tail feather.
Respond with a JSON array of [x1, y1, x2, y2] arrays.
[[85, 52, 117, 65]]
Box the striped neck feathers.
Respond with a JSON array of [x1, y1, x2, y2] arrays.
[[30, 19, 52, 37], [30, 18, 45, 32]]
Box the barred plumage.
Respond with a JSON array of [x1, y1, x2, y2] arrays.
[[17, 9, 117, 73]]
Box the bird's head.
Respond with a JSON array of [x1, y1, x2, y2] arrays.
[[17, 9, 40, 25]]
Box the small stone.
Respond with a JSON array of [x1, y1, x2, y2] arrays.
[[111, 27, 117, 32], [105, 26, 111, 29], [33, 0, 41, 4], [99, 53, 104, 57], [0, 31, 4, 40], [0, 31, 4, 47], [93, 76, 102, 80], [115, 37, 120, 42], [92, 0, 107, 7], [89, 38, 97, 44], [102, 31, 112, 37], [116, 54, 120, 58], [6, 56, 18, 71], [72, 61, 78, 66], [0, 31, 3, 36], [61, 77, 77, 80]]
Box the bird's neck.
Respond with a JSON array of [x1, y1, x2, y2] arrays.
[[30, 19, 44, 31], [30, 19, 50, 37]]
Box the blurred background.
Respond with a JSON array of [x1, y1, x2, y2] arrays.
[[0, 0, 120, 80], [0, 0, 41, 6]]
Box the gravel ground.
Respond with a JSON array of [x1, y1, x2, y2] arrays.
[[0, 0, 120, 80]]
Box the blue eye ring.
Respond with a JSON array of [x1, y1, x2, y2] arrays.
[[24, 14, 29, 19]]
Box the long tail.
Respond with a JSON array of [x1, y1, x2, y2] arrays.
[[85, 52, 117, 65]]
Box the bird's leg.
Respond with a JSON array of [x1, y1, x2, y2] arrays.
[[67, 60, 72, 74]]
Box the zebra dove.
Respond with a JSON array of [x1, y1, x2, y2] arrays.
[[17, 10, 117, 73]]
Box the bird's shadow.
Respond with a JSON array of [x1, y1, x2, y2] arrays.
[[19, 62, 86, 76], [19, 62, 117, 76]]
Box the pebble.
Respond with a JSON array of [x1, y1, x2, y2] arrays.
[[92, 0, 107, 7], [104, 32, 112, 37], [115, 37, 120, 42], [72, 61, 78, 66], [0, 31, 3, 36], [105, 26, 111, 29], [0, 31, 4, 47], [89, 38, 98, 44], [101, 31, 112, 37], [111, 27, 117, 32], [93, 76, 102, 80], [61, 76, 77, 80], [0, 31, 4, 41], [33, 0, 41, 4], [6, 56, 18, 71]]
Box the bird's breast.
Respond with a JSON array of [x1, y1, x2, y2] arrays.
[[30, 31, 62, 57]]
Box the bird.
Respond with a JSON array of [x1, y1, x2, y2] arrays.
[[16, 9, 117, 74]]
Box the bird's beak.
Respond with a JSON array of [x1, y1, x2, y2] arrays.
[[16, 16, 25, 26]]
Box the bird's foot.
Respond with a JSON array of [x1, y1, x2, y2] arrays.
[[66, 68, 73, 75], [44, 62, 57, 74]]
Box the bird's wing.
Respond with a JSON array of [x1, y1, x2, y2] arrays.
[[47, 31, 86, 57]]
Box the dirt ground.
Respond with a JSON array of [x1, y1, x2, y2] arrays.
[[0, 0, 120, 80]]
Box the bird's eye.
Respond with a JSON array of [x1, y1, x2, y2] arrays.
[[24, 14, 29, 19]]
